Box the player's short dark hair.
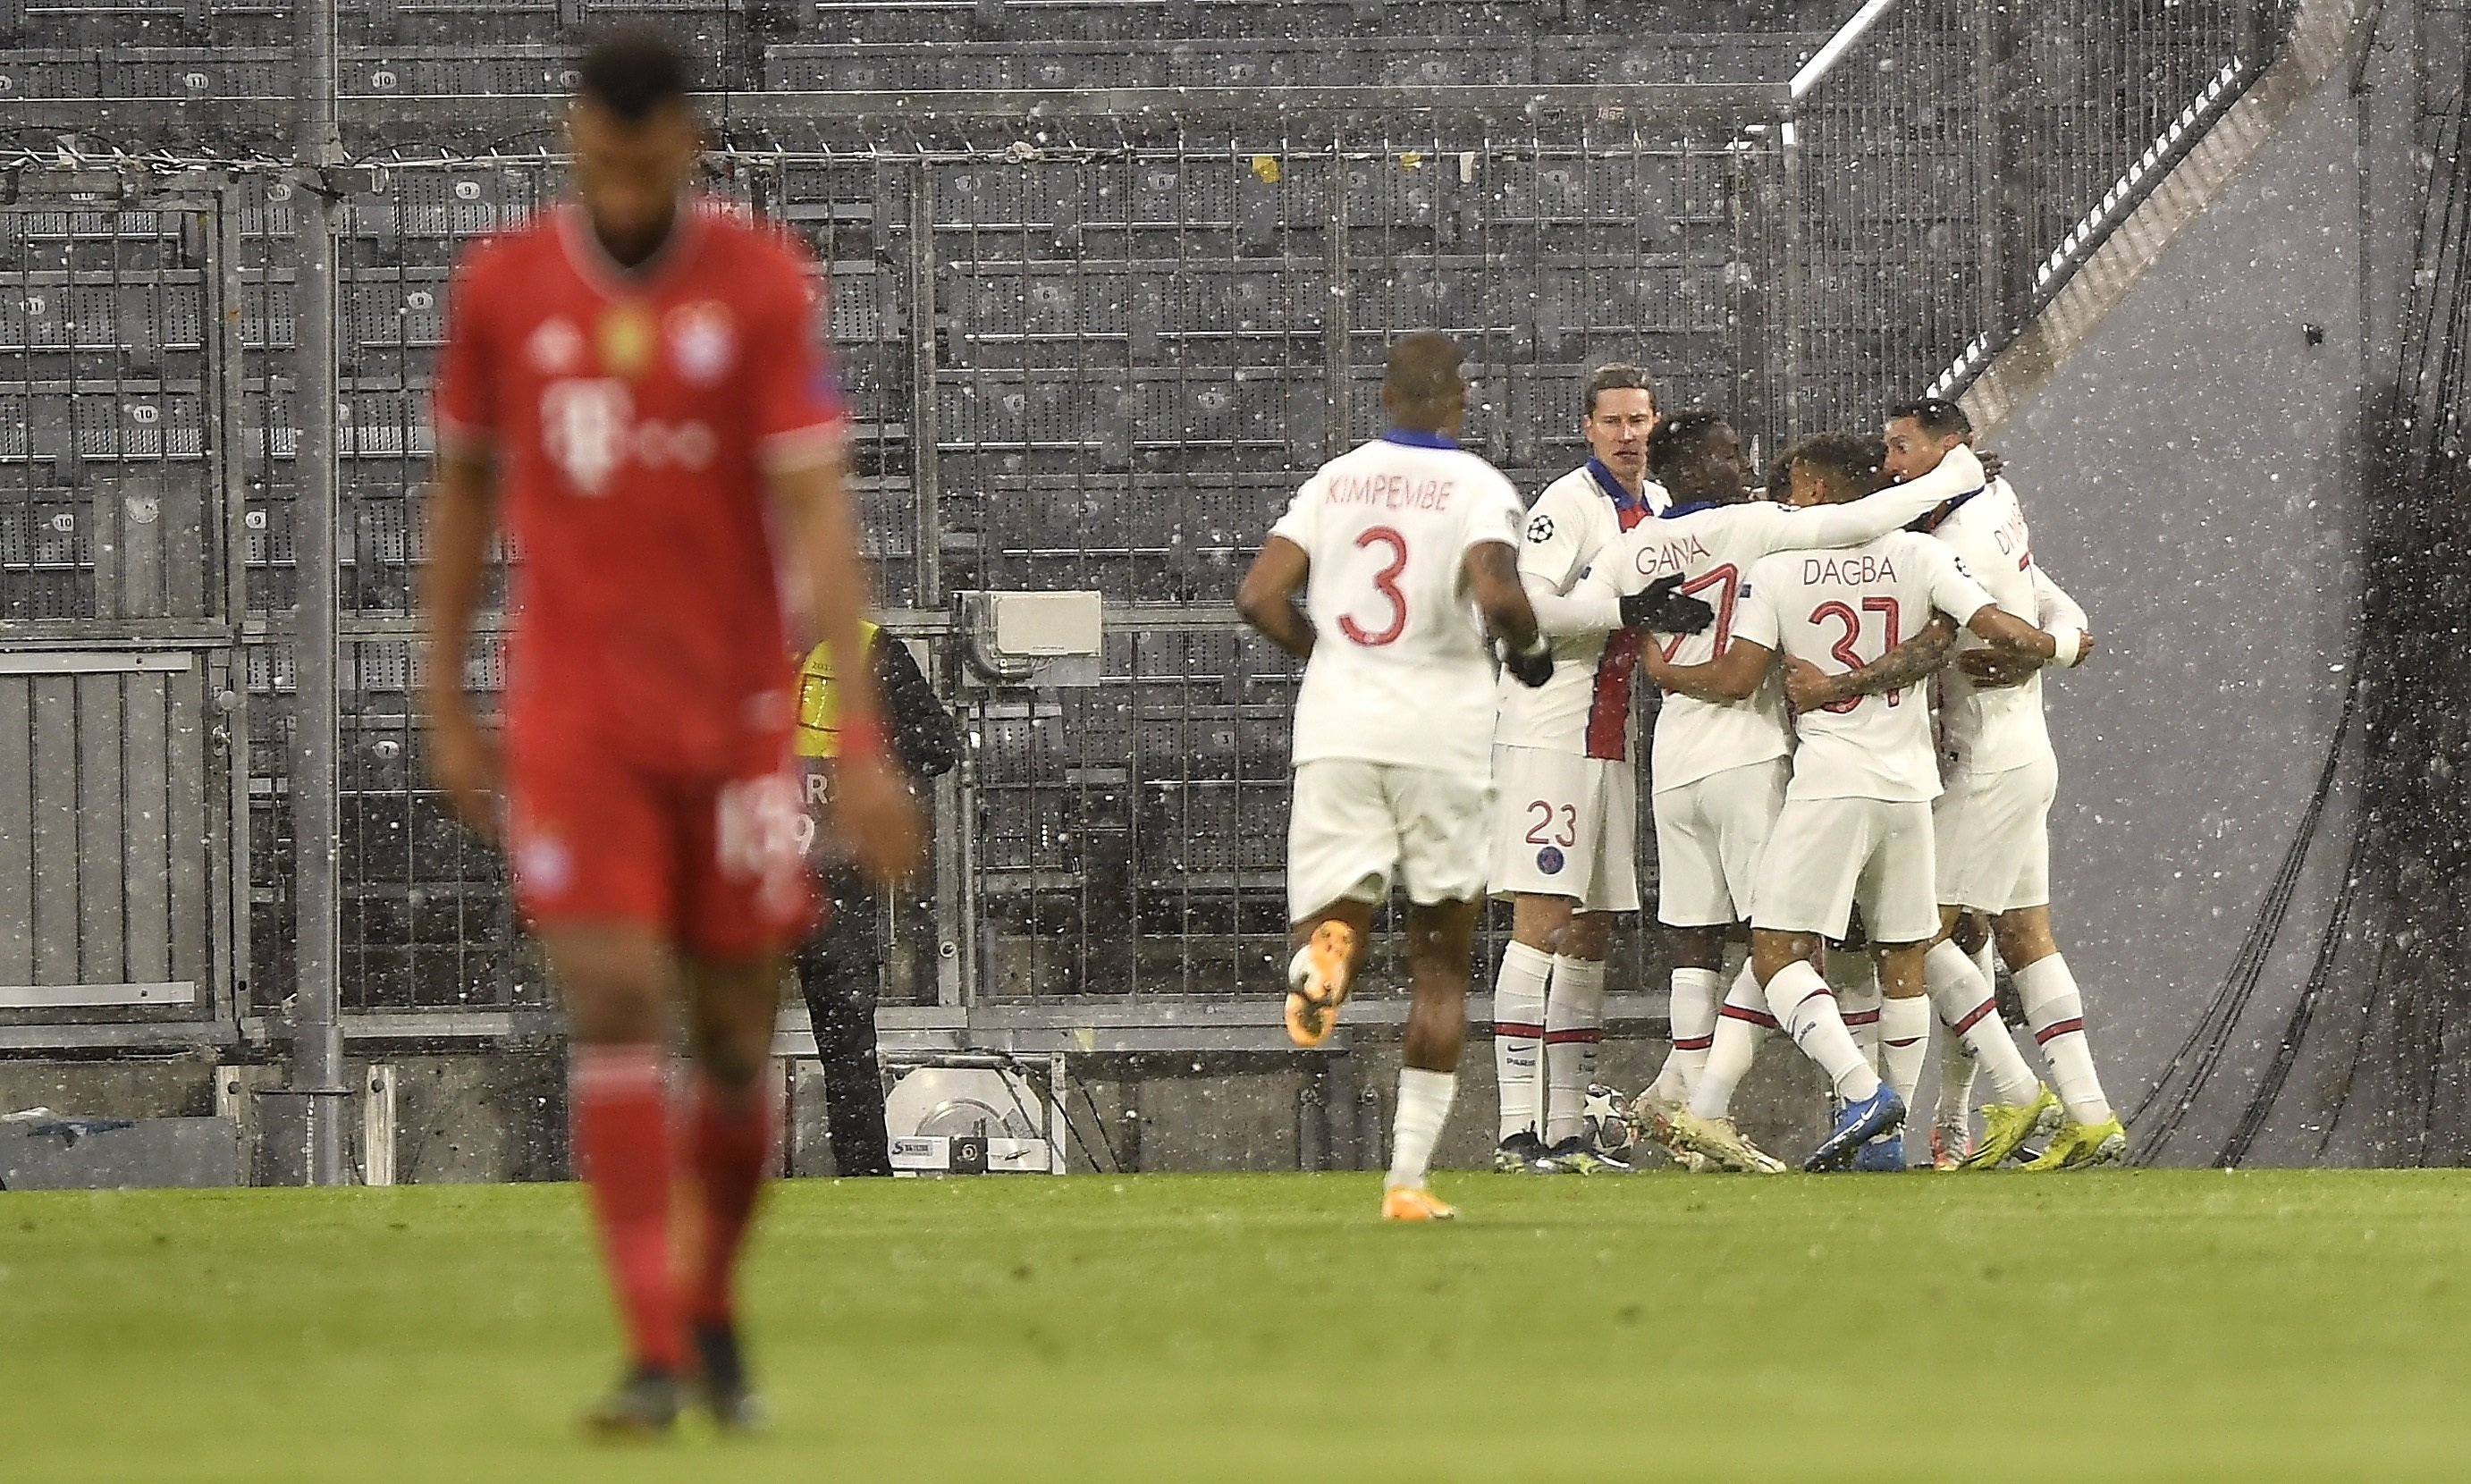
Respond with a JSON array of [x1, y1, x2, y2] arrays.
[[1384, 331, 1464, 404], [576, 25, 694, 122], [1782, 432, 1888, 502], [1583, 363, 1656, 417], [1644, 408, 1729, 487], [1761, 452, 1794, 502], [1885, 396, 1972, 443]]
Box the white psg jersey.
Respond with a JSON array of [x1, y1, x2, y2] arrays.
[[1735, 531, 1999, 804], [1491, 461, 1667, 761], [1927, 476, 2068, 777], [1270, 432, 1527, 782], [1575, 445, 1990, 794]]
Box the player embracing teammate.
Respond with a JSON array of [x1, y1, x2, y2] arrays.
[[423, 31, 919, 1431], [1875, 399, 2124, 1169], [1480, 365, 1708, 1176]]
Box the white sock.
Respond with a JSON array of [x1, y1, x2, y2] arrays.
[[1686, 963, 1770, 1119], [2013, 954, 2114, 1125], [1489, 942, 1549, 1143], [1935, 1026, 1980, 1129], [1767, 959, 1882, 1103], [1923, 940, 2038, 1105], [1879, 995, 1931, 1112], [1648, 966, 1721, 1103], [1935, 940, 1986, 1126], [1826, 948, 1883, 1076], [1387, 1067, 1457, 1190], [1543, 957, 1607, 1144]]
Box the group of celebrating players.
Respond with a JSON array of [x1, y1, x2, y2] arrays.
[[415, 17, 2141, 1422], [1239, 333, 2128, 1221]]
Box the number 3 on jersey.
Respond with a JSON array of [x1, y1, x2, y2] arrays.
[[1338, 525, 1410, 646], [1809, 597, 1903, 714]]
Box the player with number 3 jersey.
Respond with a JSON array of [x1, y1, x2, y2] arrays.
[[1239, 333, 1548, 1222]]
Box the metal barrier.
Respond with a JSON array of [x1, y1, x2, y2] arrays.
[[0, 170, 250, 1049]]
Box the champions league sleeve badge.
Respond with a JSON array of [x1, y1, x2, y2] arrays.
[[1526, 513, 1556, 544]]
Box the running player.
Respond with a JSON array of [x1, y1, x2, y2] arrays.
[[1877, 397, 2121, 1168], [1573, 415, 1986, 1170], [1483, 365, 1703, 1176], [1236, 332, 1560, 1221], [421, 30, 922, 1433], [1644, 433, 2057, 1171]]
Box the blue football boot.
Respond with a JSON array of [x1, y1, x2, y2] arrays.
[[1805, 1085, 1907, 1172]]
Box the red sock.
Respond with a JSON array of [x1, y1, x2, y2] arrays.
[[569, 1045, 685, 1373], [686, 1074, 775, 1329]]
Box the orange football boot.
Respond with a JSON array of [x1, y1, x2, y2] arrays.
[[1380, 1185, 1457, 1221], [1284, 920, 1359, 1049]]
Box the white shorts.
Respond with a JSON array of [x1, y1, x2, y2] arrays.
[[1286, 760, 1493, 922], [1935, 755, 2058, 915], [1651, 757, 1789, 928], [1486, 745, 1640, 915], [1749, 795, 1940, 945]]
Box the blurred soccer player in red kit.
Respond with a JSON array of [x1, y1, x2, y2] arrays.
[[419, 26, 920, 1436]]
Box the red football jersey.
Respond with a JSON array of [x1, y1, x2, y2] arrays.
[[433, 198, 849, 771]]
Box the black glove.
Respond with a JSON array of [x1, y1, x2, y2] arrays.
[[1620, 573, 1715, 634], [1502, 635, 1554, 689]]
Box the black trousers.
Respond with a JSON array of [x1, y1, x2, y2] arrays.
[[797, 867, 893, 1177]]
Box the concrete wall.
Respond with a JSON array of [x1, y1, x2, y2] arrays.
[[0, 1037, 1833, 1184], [1979, 32, 2404, 1159]]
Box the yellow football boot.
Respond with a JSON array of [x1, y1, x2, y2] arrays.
[[2022, 1116, 2128, 1170], [1959, 1085, 2062, 1169]]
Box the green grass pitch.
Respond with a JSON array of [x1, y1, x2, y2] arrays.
[[11, 1169, 2471, 1481]]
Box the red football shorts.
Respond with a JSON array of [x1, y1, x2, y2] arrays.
[[502, 724, 814, 962]]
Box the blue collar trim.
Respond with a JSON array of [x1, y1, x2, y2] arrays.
[[1584, 458, 1643, 510], [1381, 428, 1459, 451], [1907, 483, 1987, 534], [1661, 500, 1724, 519]]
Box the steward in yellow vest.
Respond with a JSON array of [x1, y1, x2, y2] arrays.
[[791, 621, 958, 1177]]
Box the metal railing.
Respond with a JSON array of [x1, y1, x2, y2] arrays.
[[1783, 0, 2299, 431]]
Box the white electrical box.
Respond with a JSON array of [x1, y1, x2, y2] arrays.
[[957, 590, 1105, 688]]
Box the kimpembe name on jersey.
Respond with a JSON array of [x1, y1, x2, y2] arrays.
[[1326, 471, 1463, 511]]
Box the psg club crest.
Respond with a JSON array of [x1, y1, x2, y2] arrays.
[[1536, 846, 1566, 875], [666, 301, 737, 385]]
